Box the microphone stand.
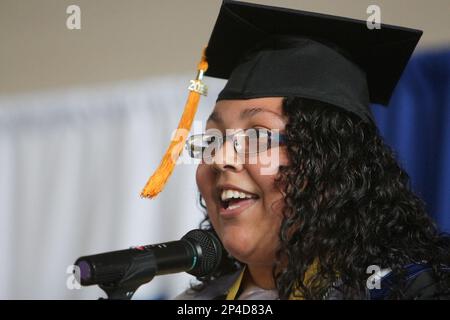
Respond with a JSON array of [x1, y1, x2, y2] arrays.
[[99, 283, 141, 300], [97, 252, 158, 300]]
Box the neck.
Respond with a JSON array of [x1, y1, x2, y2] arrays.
[[245, 264, 276, 290]]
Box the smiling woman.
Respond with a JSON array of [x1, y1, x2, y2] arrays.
[[166, 1, 450, 300]]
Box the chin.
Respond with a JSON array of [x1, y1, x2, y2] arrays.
[[219, 226, 256, 262]]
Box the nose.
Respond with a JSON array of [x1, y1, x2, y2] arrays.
[[212, 138, 244, 173]]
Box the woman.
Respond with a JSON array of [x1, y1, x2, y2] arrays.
[[179, 95, 450, 300], [162, 1, 450, 299]]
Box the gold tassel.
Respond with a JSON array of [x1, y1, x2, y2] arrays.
[[140, 48, 208, 199]]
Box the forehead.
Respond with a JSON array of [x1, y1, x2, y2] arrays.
[[208, 97, 285, 124]]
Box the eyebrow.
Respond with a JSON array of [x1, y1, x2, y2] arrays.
[[207, 107, 283, 124]]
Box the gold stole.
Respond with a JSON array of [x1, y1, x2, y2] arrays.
[[225, 261, 318, 300]]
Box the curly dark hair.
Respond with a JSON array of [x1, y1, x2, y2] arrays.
[[194, 96, 450, 299]]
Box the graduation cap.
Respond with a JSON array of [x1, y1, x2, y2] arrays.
[[141, 0, 422, 199]]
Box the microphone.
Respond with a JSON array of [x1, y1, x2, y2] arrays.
[[74, 229, 222, 288]]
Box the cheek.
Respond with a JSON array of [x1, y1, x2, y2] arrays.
[[196, 164, 214, 202], [196, 164, 219, 221], [246, 148, 289, 215], [195, 164, 207, 194], [254, 172, 285, 217]]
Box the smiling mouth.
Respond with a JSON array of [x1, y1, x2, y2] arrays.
[[221, 197, 256, 210], [218, 189, 260, 214], [219, 198, 258, 218]]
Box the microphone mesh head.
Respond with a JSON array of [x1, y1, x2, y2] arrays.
[[182, 229, 222, 277]]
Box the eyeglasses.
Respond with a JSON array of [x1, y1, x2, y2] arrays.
[[185, 128, 286, 159]]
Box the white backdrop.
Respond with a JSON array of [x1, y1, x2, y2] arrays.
[[0, 75, 225, 299]]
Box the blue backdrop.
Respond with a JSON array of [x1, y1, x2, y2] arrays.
[[372, 48, 450, 233]]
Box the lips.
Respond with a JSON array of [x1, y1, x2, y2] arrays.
[[216, 184, 260, 218], [219, 198, 258, 218], [217, 184, 259, 198]]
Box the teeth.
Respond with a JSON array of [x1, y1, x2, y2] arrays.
[[220, 189, 255, 201]]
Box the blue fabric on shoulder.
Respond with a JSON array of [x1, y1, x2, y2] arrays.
[[369, 264, 450, 300]]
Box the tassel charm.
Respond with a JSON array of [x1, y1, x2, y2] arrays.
[[189, 69, 208, 96]]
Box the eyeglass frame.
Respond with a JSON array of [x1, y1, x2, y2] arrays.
[[184, 128, 287, 160]]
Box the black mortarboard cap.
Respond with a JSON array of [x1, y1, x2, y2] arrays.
[[205, 0, 423, 122], [141, 0, 423, 199]]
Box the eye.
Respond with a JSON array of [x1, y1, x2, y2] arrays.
[[238, 128, 271, 154], [204, 135, 217, 146], [255, 128, 271, 151], [199, 134, 223, 155], [186, 134, 220, 159]]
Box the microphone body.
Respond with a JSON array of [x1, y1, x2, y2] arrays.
[[74, 229, 222, 287]]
